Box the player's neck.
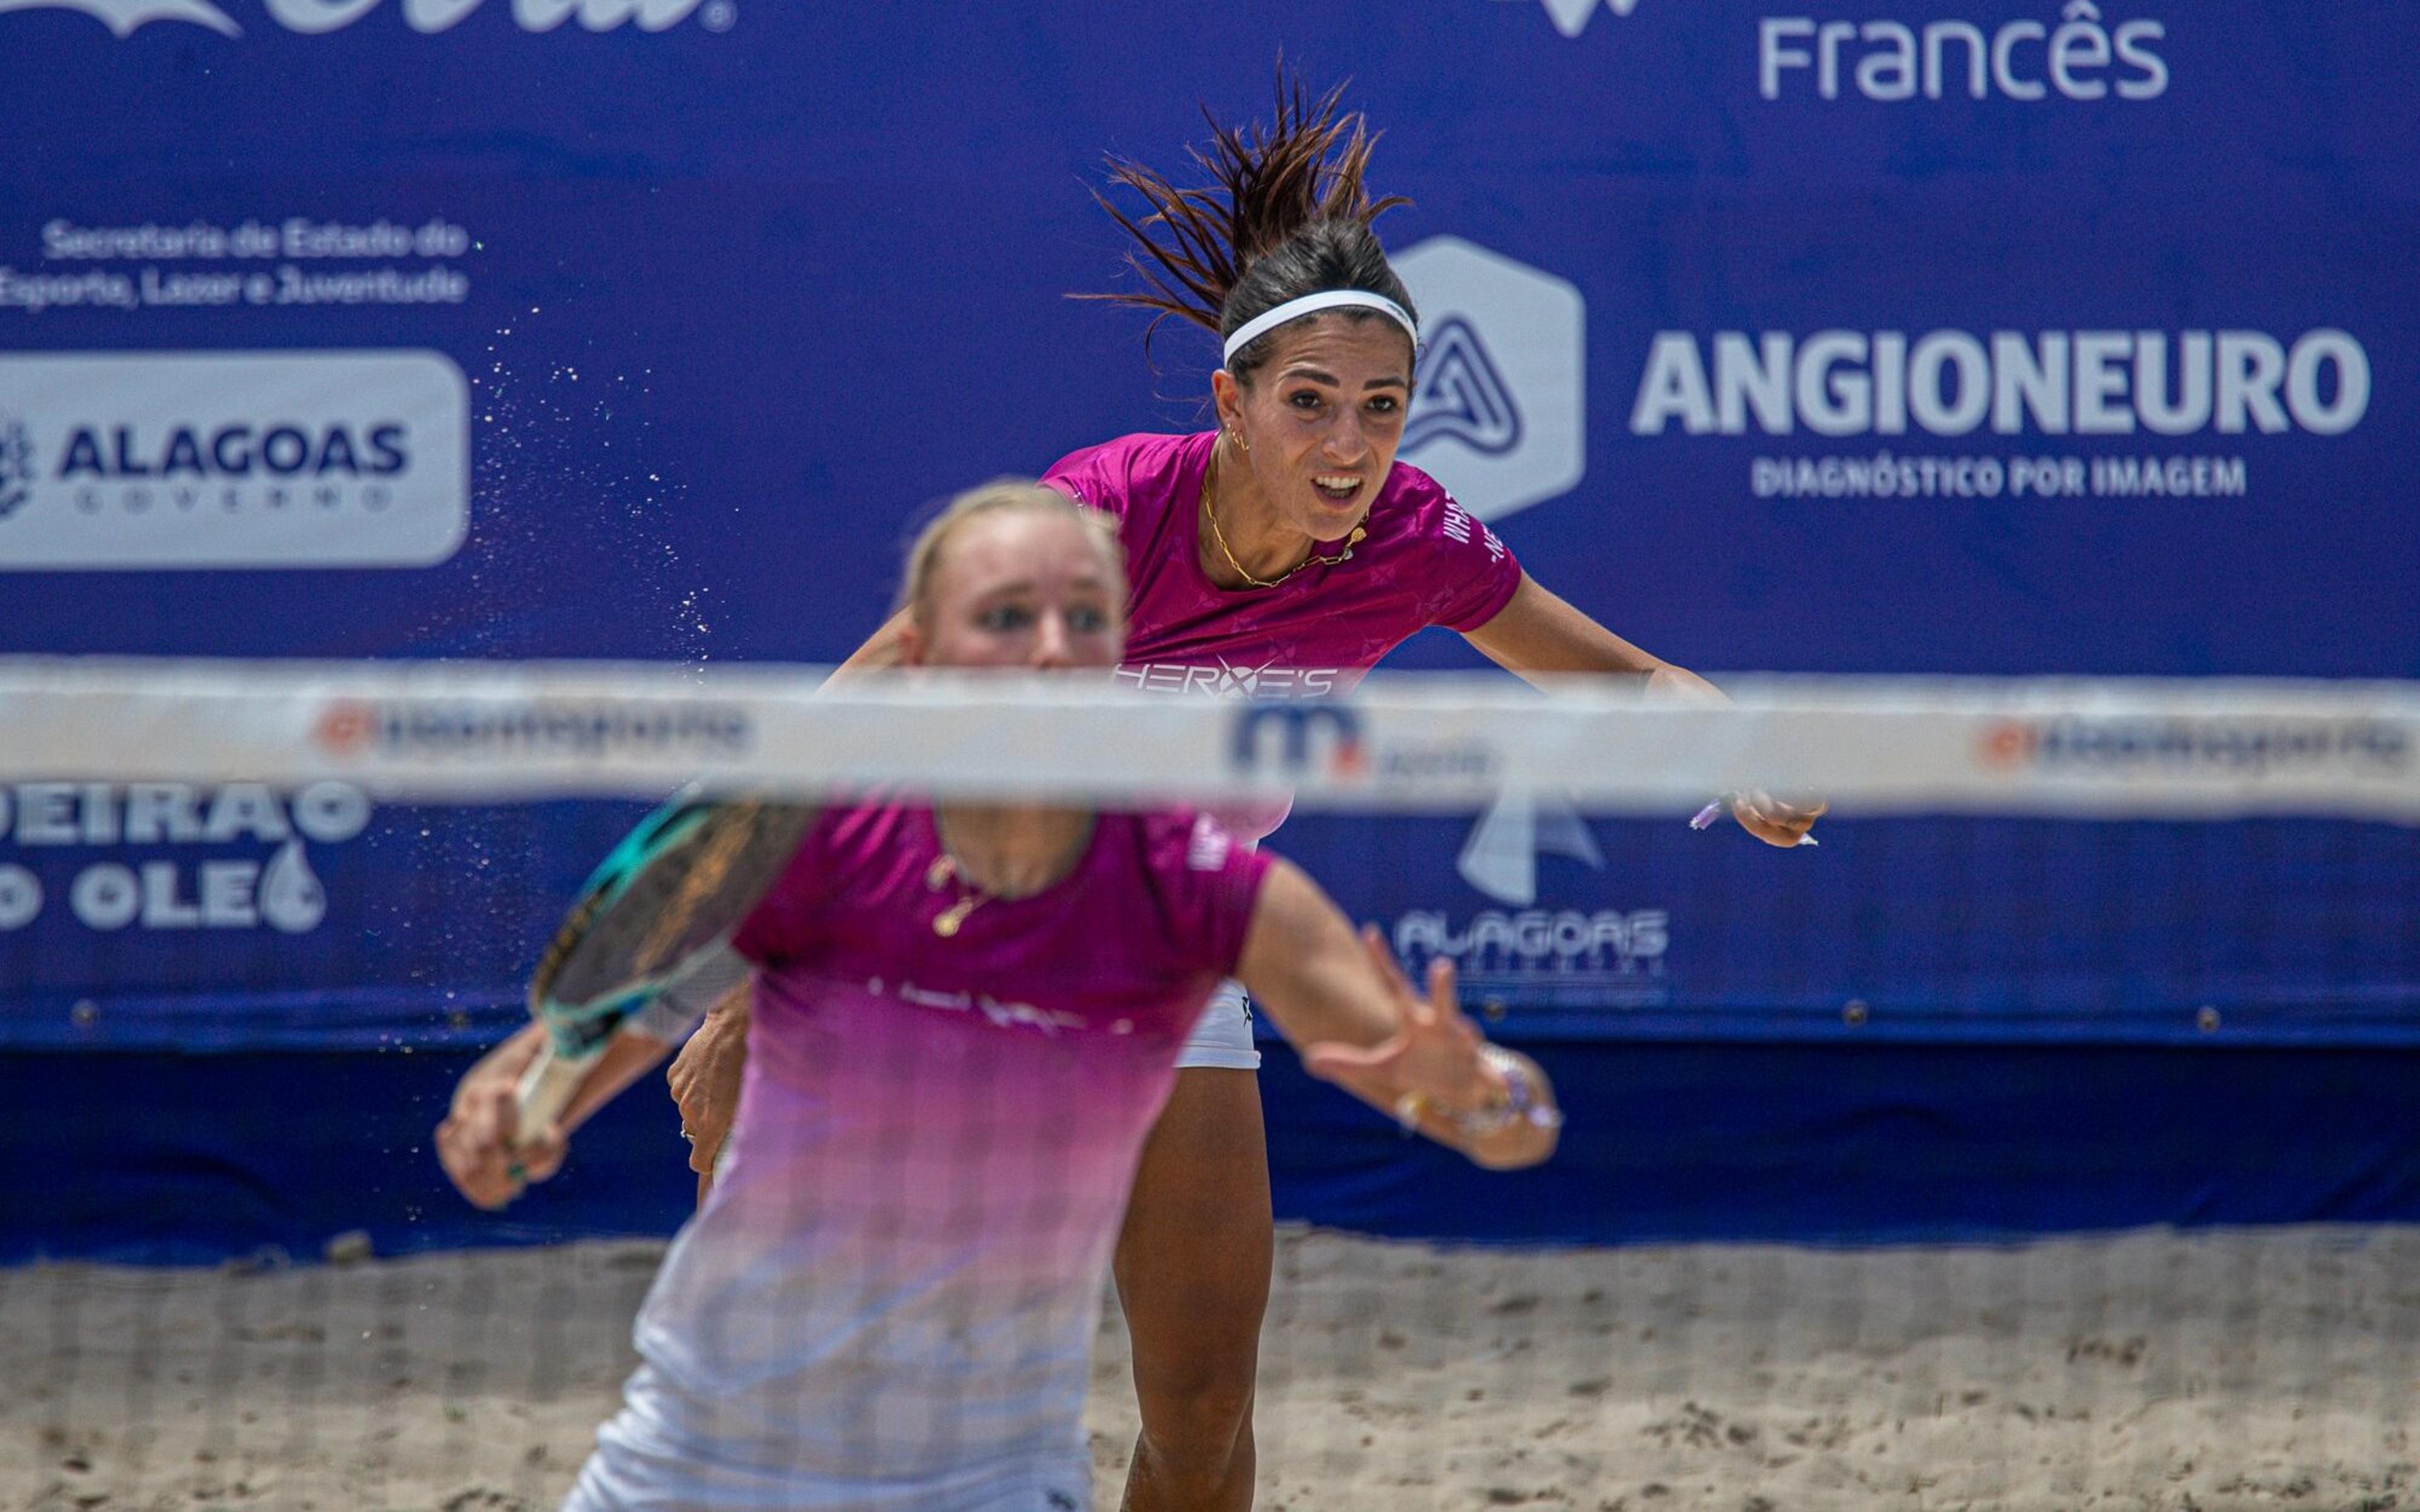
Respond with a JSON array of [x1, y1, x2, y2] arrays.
[[931, 804, 1095, 900], [1199, 438, 1313, 589]]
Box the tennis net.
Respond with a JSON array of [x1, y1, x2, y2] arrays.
[[2, 658, 2416, 1511]]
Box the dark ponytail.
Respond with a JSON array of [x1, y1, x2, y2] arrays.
[[1080, 72, 1416, 380]]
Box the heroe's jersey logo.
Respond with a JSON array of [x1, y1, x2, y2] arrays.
[[1405, 318, 1523, 458], [0, 0, 710, 37]]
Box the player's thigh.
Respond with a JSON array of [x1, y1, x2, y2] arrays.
[[1114, 1066, 1274, 1376]]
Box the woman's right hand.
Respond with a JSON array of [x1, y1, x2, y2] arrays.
[[435, 1027, 566, 1210], [667, 988, 751, 1176]]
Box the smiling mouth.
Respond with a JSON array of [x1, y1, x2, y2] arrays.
[[1311, 473, 1363, 503]]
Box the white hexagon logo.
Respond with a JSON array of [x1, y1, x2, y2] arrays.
[[1393, 236, 1586, 523]]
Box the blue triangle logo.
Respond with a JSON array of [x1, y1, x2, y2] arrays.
[[1405, 317, 1524, 459]]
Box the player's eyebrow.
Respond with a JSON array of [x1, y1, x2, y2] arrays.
[[971, 574, 1115, 598], [1280, 365, 1409, 391]]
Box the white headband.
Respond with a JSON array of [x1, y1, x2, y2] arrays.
[[1221, 290, 1419, 365]]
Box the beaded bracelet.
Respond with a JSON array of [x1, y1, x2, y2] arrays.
[[1393, 1045, 1562, 1140]]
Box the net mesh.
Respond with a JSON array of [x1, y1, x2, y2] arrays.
[[4, 660, 2418, 1511]]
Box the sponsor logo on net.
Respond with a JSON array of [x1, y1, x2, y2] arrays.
[[1393, 236, 1586, 524], [1977, 717, 2413, 777], [1230, 703, 1502, 789], [0, 0, 720, 38], [1630, 327, 2369, 501], [0, 780, 369, 934], [1395, 907, 1671, 1005], [314, 699, 752, 764]]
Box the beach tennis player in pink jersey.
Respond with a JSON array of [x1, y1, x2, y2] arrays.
[[435, 482, 1559, 1511], [670, 81, 1821, 1509]]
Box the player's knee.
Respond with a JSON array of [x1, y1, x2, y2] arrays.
[[1136, 1369, 1255, 1476]]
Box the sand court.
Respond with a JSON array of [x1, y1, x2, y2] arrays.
[[5, 1223, 2413, 1511]]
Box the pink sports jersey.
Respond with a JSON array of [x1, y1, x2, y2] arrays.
[[570, 803, 1268, 1512], [1044, 430, 1523, 700]]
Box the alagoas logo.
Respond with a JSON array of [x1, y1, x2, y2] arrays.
[[0, 0, 716, 37], [1394, 236, 1586, 524], [0, 351, 468, 571]]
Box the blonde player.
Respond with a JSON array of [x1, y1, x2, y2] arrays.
[[437, 482, 1559, 1511]]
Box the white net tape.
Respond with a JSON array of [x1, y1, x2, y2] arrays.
[[1, 657, 2415, 819]]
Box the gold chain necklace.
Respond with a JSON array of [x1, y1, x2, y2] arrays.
[[1202, 438, 1366, 591], [925, 815, 1093, 938], [925, 852, 993, 937]]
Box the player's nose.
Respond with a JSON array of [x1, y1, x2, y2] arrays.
[[1320, 406, 1370, 461], [1028, 610, 1075, 670]]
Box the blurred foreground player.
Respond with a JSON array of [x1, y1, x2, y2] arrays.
[[437, 481, 1559, 1511]]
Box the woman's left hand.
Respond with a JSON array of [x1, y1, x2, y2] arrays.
[[1731, 789, 1828, 848]]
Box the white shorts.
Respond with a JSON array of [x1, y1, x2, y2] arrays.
[[1174, 980, 1260, 1072]]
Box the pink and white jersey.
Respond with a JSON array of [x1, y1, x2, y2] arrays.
[[1044, 430, 1523, 701], [568, 803, 1268, 1512]]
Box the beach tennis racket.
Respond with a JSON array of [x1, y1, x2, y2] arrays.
[[516, 793, 817, 1135]]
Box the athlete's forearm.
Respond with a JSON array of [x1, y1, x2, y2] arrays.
[[827, 607, 915, 682], [469, 1022, 670, 1137], [1463, 574, 1665, 684], [1233, 862, 1402, 1051], [556, 1030, 675, 1136]]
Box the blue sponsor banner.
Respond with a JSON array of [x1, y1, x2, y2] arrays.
[[1, 1, 2416, 1050]]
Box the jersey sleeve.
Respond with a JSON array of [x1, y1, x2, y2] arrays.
[[1143, 811, 1276, 979], [1403, 469, 1524, 632], [1040, 438, 1136, 525]]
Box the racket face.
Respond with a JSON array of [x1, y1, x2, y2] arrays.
[[528, 797, 815, 1053]]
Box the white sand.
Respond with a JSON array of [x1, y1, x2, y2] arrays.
[[4, 1224, 2414, 1511]]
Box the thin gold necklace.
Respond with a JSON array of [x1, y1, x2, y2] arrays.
[[1202, 438, 1367, 591], [925, 814, 1092, 937], [924, 852, 993, 937]]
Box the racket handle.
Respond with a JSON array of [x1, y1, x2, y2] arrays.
[[515, 1042, 600, 1141]]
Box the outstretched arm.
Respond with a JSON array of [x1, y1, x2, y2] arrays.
[[831, 607, 915, 678], [435, 1022, 673, 1210], [1235, 859, 1559, 1170], [1461, 573, 1826, 847]]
